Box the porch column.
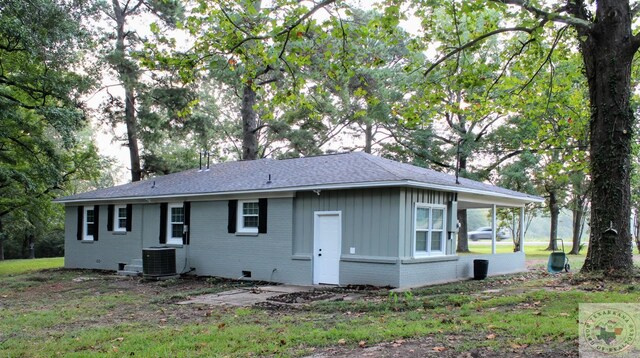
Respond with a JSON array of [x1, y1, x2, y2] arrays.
[[491, 204, 497, 254], [519, 207, 525, 253]]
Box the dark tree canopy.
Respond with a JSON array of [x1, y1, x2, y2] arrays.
[[0, 0, 101, 259]]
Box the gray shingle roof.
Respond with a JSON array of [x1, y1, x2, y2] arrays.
[[55, 152, 542, 203]]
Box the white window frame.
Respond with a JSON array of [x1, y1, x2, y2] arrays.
[[167, 203, 184, 245], [237, 200, 259, 234], [114, 204, 127, 232], [413, 203, 447, 257], [84, 207, 95, 241]]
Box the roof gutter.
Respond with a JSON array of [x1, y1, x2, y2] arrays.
[[54, 179, 543, 205]]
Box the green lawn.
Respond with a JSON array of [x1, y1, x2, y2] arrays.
[[1, 257, 638, 356], [0, 257, 63, 275], [463, 243, 587, 270]]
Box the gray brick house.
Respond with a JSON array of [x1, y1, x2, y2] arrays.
[[55, 152, 542, 288]]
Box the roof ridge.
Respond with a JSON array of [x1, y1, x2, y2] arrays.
[[357, 152, 405, 180]]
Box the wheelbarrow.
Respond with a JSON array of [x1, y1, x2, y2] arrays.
[[547, 238, 570, 273]]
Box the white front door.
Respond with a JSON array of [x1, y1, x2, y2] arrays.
[[313, 211, 342, 285]]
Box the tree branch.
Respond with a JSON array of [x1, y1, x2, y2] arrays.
[[220, 7, 251, 37], [225, 0, 337, 54], [479, 149, 523, 175], [0, 92, 37, 109], [493, 0, 593, 30], [486, 38, 535, 97], [632, 1, 640, 17], [475, 115, 504, 142], [274, 0, 337, 38], [517, 26, 567, 95], [423, 27, 534, 77]]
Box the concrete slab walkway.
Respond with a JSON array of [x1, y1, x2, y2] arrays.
[[176, 285, 313, 306]]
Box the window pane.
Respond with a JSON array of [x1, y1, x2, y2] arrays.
[[432, 209, 444, 230], [243, 202, 259, 215], [118, 218, 127, 228], [118, 207, 127, 218], [416, 208, 429, 230], [416, 231, 427, 252], [171, 207, 184, 223], [86, 210, 94, 223], [171, 223, 184, 238], [244, 216, 259, 228], [431, 231, 442, 251], [87, 223, 95, 236]]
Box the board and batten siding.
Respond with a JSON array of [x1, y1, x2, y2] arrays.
[[293, 188, 401, 259], [398, 188, 457, 259]]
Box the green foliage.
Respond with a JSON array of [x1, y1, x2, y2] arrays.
[[0, 0, 105, 259]]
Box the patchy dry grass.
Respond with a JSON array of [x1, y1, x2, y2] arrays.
[[1, 259, 639, 357]]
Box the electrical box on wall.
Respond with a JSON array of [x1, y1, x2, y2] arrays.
[[447, 201, 458, 232]]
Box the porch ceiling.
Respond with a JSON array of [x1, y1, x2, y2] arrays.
[[457, 192, 539, 209]]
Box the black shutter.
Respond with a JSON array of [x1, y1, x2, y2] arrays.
[[228, 200, 237, 233], [258, 198, 268, 234], [93, 205, 100, 241], [126, 204, 133, 232], [76, 206, 84, 240], [107, 204, 114, 231], [159, 203, 168, 244], [183, 202, 191, 245]]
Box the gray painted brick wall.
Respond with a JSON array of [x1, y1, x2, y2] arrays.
[[188, 198, 310, 285], [64, 204, 145, 270]]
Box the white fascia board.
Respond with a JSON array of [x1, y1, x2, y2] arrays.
[[55, 190, 297, 205], [402, 181, 544, 205], [55, 180, 543, 205]]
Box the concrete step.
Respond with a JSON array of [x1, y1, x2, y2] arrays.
[[124, 264, 142, 272], [130, 259, 143, 266], [117, 270, 141, 277]]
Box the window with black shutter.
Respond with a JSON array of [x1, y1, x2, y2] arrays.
[[229, 199, 267, 234]]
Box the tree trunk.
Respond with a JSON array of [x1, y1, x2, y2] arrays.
[[569, 203, 584, 255], [456, 154, 469, 253], [241, 82, 259, 160], [546, 189, 559, 251], [124, 88, 142, 181], [580, 1, 637, 272], [364, 122, 372, 153], [28, 234, 35, 259], [635, 214, 640, 254], [0, 218, 4, 261], [456, 209, 469, 252], [113, 0, 142, 182]]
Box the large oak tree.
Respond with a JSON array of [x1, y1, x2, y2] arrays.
[[409, 0, 637, 272]]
